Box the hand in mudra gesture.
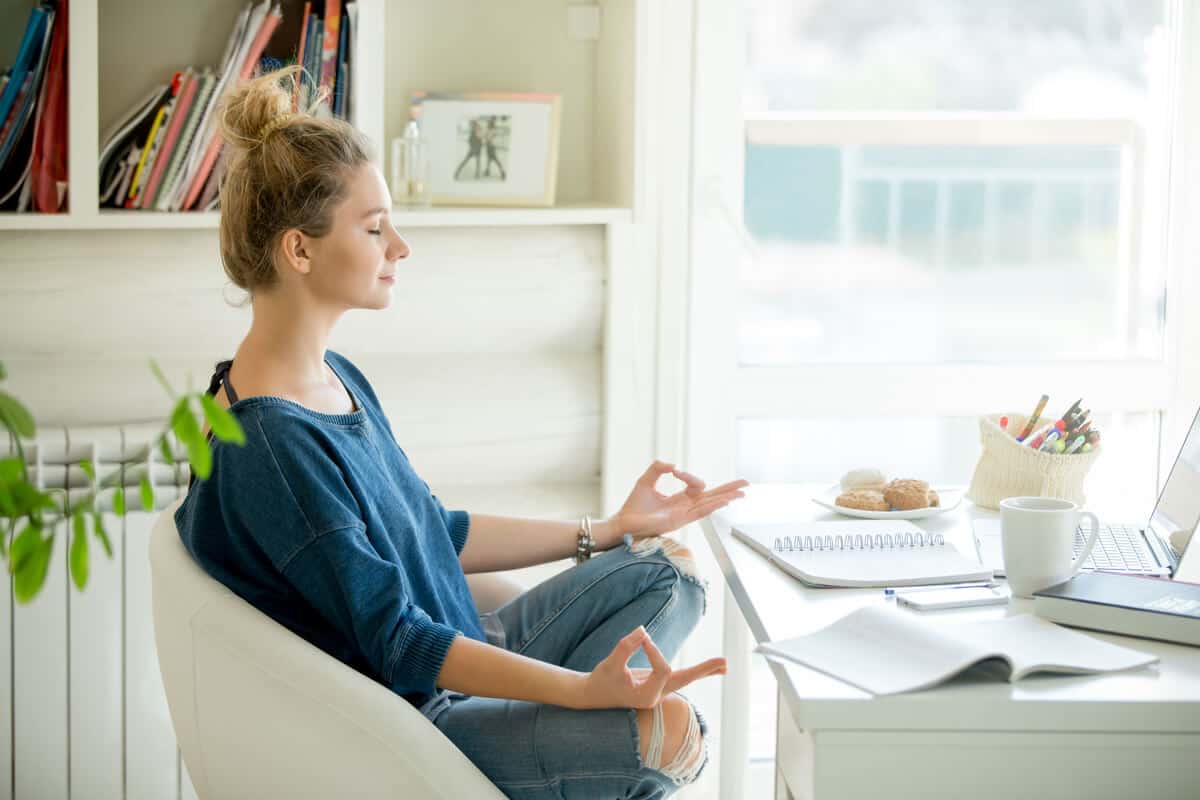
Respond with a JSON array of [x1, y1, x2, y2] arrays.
[[577, 625, 726, 710], [615, 460, 749, 541]]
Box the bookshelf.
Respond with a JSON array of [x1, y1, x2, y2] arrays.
[[0, 0, 642, 228], [1, 0, 657, 514]]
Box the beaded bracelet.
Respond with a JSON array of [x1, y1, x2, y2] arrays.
[[574, 514, 595, 564]]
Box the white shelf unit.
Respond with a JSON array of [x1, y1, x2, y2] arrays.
[[1, 3, 659, 798], [0, 0, 655, 508], [0, 0, 639, 228]]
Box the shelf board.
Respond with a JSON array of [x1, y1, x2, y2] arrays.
[[0, 204, 632, 231]]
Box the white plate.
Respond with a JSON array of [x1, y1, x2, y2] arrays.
[[811, 483, 964, 520]]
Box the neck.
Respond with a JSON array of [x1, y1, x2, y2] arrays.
[[237, 287, 344, 387]]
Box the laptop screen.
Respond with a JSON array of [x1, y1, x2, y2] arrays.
[[1148, 406, 1200, 564]]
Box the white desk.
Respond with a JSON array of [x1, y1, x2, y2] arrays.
[[701, 484, 1200, 800]]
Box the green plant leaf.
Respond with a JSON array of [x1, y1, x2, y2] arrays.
[[0, 391, 35, 438], [79, 459, 96, 481], [93, 513, 113, 558], [10, 482, 58, 516], [149, 358, 177, 399], [113, 487, 125, 517], [158, 436, 174, 466], [173, 399, 211, 479], [0, 360, 6, 381], [0, 457, 22, 482], [14, 535, 53, 604], [200, 393, 246, 445], [70, 510, 89, 590], [140, 477, 154, 511], [9, 523, 38, 573], [0, 483, 14, 518]]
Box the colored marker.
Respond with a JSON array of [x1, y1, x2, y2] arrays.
[[1038, 431, 1062, 452], [1064, 435, 1087, 455]]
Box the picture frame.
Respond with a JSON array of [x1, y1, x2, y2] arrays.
[[409, 90, 562, 207]]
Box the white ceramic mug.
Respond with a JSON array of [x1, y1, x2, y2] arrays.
[[999, 496, 1100, 598]]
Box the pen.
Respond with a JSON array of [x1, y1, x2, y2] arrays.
[[1064, 434, 1087, 455], [883, 580, 999, 596], [1016, 395, 1049, 441]]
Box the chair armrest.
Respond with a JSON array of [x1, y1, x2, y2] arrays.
[[466, 572, 527, 614]]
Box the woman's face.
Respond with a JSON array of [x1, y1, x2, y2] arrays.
[[302, 162, 409, 311]]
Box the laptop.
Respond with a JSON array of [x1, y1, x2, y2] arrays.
[[975, 404, 1200, 578]]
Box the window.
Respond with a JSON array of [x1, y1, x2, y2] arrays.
[[688, 1, 1188, 793]]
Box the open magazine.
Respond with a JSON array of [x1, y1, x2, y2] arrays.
[[757, 605, 1158, 695]]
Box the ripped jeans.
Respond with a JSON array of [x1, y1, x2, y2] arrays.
[[427, 533, 711, 799]]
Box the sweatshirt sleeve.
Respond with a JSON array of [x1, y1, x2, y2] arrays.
[[222, 410, 460, 697], [431, 493, 470, 556], [282, 527, 462, 697]]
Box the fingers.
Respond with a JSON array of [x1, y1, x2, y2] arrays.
[[666, 658, 728, 694], [700, 479, 750, 499], [685, 496, 739, 523], [641, 632, 673, 694], [671, 467, 706, 495], [640, 460, 676, 487], [613, 625, 647, 665]]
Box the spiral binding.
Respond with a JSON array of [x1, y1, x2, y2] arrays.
[[772, 531, 945, 552]]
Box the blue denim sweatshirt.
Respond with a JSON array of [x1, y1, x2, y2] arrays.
[[174, 350, 483, 712]]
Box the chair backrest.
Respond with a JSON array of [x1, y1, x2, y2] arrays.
[[149, 497, 506, 800]]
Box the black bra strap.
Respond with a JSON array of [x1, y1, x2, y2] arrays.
[[189, 359, 235, 490]]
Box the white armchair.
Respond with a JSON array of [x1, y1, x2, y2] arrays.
[[149, 497, 520, 799]]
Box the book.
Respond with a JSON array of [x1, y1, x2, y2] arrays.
[[757, 605, 1159, 695], [732, 520, 993, 588], [1033, 572, 1200, 647], [29, 0, 68, 212], [157, 71, 216, 211], [181, 0, 282, 210], [0, 5, 50, 147], [318, 0, 340, 115], [141, 70, 198, 209]]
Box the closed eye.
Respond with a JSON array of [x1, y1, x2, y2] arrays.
[[367, 229, 382, 235]]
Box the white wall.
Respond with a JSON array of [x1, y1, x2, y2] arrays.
[[0, 225, 606, 519]]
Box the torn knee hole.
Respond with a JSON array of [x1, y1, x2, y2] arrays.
[[630, 536, 700, 581], [644, 696, 708, 786]]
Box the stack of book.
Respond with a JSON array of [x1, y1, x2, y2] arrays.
[[0, 0, 69, 213], [99, 0, 357, 213]]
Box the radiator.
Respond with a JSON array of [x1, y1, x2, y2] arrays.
[[2, 423, 199, 800]]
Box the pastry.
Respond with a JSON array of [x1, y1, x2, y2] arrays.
[[839, 467, 888, 492], [883, 479, 931, 511], [928, 489, 940, 507], [835, 489, 890, 512]]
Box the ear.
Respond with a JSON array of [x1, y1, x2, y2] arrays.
[[278, 228, 313, 276]]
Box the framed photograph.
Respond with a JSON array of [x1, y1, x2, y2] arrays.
[[410, 90, 562, 207]]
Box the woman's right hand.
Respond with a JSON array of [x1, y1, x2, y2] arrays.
[[574, 625, 727, 710]]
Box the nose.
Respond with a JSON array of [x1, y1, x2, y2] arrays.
[[387, 226, 411, 261]]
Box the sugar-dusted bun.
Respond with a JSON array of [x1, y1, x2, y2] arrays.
[[839, 467, 888, 492]]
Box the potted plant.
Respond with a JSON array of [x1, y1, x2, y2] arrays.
[[0, 359, 245, 604]]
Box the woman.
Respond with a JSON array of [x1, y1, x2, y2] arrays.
[[175, 65, 748, 799]]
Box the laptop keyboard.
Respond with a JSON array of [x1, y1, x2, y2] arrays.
[[1074, 523, 1159, 573]]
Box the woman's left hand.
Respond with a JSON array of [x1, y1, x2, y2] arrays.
[[613, 460, 748, 542]]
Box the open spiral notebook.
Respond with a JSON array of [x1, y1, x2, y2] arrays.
[[732, 521, 993, 588]]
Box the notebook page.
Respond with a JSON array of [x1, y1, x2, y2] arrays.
[[946, 613, 1158, 679], [733, 521, 991, 588], [757, 606, 984, 695], [775, 546, 992, 587]]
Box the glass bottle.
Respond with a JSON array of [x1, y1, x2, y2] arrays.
[[391, 116, 432, 208]]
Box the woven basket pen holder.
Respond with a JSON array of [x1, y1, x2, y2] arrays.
[[965, 412, 1100, 510]]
